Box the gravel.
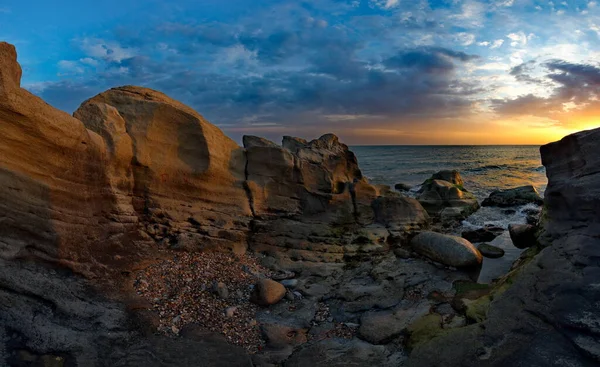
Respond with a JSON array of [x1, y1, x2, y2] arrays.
[[133, 251, 272, 353]]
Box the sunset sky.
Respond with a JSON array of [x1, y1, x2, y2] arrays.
[[2, 0, 600, 145]]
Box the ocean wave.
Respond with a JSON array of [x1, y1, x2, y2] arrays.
[[465, 164, 510, 173]]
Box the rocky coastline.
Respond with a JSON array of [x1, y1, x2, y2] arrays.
[[1, 41, 598, 366]]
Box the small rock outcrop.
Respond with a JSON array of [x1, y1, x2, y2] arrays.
[[481, 185, 543, 207], [416, 171, 479, 222], [410, 231, 482, 268]]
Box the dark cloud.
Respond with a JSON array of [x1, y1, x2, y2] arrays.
[[509, 60, 541, 84], [384, 47, 478, 74]]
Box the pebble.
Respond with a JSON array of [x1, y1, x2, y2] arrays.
[[225, 306, 237, 318]]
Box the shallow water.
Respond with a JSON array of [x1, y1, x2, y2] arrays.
[[352, 145, 548, 283]]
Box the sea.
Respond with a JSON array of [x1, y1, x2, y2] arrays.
[[352, 145, 547, 283]]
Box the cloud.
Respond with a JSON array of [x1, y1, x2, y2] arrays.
[[456, 32, 476, 46], [79, 38, 136, 63], [493, 59, 600, 125], [490, 39, 504, 49], [506, 32, 534, 47], [370, 0, 400, 9]]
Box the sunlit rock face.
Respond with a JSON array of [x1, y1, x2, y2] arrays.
[[408, 128, 600, 366], [245, 134, 430, 275], [75, 86, 253, 254]]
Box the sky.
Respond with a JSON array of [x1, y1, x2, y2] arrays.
[[2, 0, 600, 145]]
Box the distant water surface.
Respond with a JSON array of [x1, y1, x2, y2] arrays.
[[352, 145, 547, 283], [351, 145, 547, 200]]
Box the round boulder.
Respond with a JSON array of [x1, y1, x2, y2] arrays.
[[250, 279, 286, 306], [411, 231, 482, 268], [477, 243, 505, 258], [508, 224, 537, 249]]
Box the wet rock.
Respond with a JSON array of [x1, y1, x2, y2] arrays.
[[411, 231, 482, 268], [461, 225, 504, 243], [481, 185, 543, 207], [431, 170, 464, 186], [394, 182, 412, 191], [508, 224, 537, 249], [477, 243, 505, 258], [250, 279, 286, 306]]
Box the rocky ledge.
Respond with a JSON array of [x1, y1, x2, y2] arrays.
[[0, 41, 598, 366]]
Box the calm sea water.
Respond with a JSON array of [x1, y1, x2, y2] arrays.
[[352, 145, 548, 283], [351, 145, 547, 201]]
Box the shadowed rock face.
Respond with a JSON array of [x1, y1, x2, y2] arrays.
[[408, 128, 600, 366]]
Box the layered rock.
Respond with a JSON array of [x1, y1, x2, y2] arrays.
[[408, 128, 600, 366], [75, 86, 252, 254], [0, 42, 253, 366], [246, 135, 430, 274]]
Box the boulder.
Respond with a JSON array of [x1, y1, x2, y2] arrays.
[[410, 231, 482, 268], [481, 185, 543, 207], [430, 170, 464, 186], [508, 224, 537, 249], [416, 171, 479, 221], [461, 225, 504, 243], [372, 195, 430, 231], [477, 243, 505, 258], [250, 279, 286, 306], [394, 183, 412, 191]]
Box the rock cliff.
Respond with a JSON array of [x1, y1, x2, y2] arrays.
[[407, 128, 600, 366]]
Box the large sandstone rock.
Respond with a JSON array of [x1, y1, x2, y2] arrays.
[[417, 171, 479, 222], [481, 185, 543, 207], [0, 42, 254, 366], [246, 134, 429, 274], [410, 231, 482, 268], [408, 128, 600, 366], [76, 86, 252, 254]]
